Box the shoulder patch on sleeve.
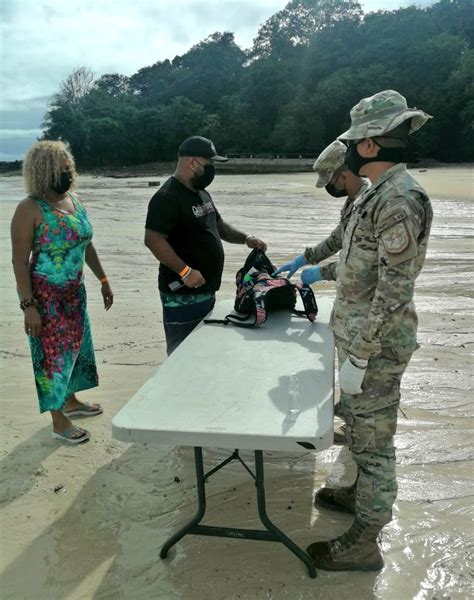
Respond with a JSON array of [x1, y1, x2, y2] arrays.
[[380, 221, 410, 254], [375, 210, 406, 236]]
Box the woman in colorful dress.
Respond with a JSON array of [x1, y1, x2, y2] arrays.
[[10, 140, 113, 444]]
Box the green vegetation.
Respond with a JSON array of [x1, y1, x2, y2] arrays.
[[42, 0, 473, 166]]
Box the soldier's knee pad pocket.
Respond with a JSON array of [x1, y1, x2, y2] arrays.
[[348, 411, 397, 453], [347, 413, 377, 453]]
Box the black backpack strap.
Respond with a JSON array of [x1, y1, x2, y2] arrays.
[[242, 248, 276, 275], [294, 284, 318, 322], [203, 318, 231, 326], [204, 312, 258, 328]]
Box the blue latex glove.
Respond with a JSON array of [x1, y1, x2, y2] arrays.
[[301, 266, 323, 285], [273, 254, 306, 278]]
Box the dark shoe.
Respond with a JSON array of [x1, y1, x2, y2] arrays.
[[307, 520, 384, 572], [314, 484, 356, 515]]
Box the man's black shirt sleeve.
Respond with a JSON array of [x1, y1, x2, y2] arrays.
[[145, 190, 180, 234]]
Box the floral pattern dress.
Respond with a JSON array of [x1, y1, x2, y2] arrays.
[[29, 194, 98, 413]]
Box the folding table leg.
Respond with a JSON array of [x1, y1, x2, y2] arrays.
[[254, 450, 316, 578], [160, 447, 316, 579], [160, 446, 206, 558]]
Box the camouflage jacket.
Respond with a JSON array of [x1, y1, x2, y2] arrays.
[[304, 180, 370, 281], [330, 164, 432, 359]]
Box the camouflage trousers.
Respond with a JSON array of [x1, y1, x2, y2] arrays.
[[336, 336, 413, 528]]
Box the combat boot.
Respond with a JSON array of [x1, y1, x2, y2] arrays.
[[307, 519, 384, 572], [313, 482, 356, 515]]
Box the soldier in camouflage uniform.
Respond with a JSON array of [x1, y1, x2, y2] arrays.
[[274, 140, 369, 444], [307, 90, 433, 572], [273, 139, 369, 284]]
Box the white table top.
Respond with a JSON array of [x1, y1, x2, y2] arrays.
[[112, 297, 335, 451]]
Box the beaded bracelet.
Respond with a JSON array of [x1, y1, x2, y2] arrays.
[[20, 297, 38, 311], [99, 276, 109, 284]]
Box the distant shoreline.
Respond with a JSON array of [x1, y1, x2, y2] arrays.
[[1, 157, 471, 178]]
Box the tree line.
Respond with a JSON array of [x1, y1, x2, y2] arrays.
[[42, 0, 473, 166]]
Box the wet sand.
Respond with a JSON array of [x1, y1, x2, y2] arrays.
[[0, 167, 473, 599]]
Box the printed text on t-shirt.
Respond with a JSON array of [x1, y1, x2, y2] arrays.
[[192, 201, 215, 218]]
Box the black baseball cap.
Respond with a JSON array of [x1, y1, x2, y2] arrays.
[[178, 136, 228, 162]]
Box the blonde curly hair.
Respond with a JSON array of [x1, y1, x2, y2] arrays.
[[23, 140, 77, 197]]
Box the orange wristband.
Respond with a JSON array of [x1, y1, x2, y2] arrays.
[[99, 276, 109, 284], [178, 265, 190, 278]]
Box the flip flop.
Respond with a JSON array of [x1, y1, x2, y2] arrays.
[[63, 402, 103, 417], [52, 426, 90, 444]]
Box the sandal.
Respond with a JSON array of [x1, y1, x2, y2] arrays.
[[52, 426, 90, 444], [63, 402, 103, 417]]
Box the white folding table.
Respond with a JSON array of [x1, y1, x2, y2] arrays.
[[112, 297, 334, 578]]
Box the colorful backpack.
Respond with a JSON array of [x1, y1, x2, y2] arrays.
[[205, 249, 318, 327]]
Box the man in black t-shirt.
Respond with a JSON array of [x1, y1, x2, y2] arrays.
[[145, 136, 267, 355]]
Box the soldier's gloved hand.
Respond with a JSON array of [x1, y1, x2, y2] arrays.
[[301, 266, 323, 285], [273, 254, 306, 278], [339, 355, 368, 395]]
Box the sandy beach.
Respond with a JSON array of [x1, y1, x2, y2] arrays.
[[0, 166, 473, 599]]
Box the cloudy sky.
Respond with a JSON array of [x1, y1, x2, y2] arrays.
[[1, 0, 434, 160]]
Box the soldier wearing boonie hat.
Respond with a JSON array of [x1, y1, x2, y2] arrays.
[[338, 89, 431, 141], [307, 90, 433, 573]]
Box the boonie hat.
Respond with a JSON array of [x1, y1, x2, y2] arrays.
[[338, 90, 432, 141], [178, 136, 228, 162], [313, 140, 347, 187]]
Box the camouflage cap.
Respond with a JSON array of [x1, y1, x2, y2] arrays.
[[313, 140, 347, 187], [338, 90, 432, 141]]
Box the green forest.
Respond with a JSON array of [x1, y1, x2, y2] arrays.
[[42, 0, 473, 166]]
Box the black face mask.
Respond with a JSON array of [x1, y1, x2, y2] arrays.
[[191, 164, 215, 190], [52, 171, 72, 194], [325, 183, 347, 198], [345, 143, 406, 176]]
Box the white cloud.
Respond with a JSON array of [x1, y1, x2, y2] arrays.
[[362, 0, 433, 10], [1, 0, 435, 160], [1, 0, 288, 158], [1, 0, 287, 103]]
